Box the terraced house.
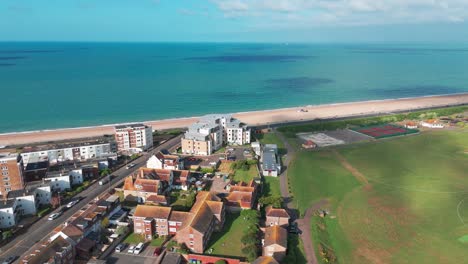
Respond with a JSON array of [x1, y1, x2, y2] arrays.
[[133, 191, 225, 253]]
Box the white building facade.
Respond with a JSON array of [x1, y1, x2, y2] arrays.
[[114, 124, 153, 152], [181, 115, 251, 156]]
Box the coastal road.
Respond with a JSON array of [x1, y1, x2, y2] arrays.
[[274, 129, 319, 264], [0, 135, 182, 262]]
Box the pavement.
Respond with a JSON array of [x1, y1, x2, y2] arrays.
[[274, 129, 319, 264], [106, 245, 161, 264], [0, 135, 182, 263]]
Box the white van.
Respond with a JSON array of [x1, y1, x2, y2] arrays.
[[99, 177, 109, 185], [133, 242, 145, 255]]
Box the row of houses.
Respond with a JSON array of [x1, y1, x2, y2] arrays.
[[21, 193, 121, 263]]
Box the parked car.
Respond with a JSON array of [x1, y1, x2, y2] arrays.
[[48, 212, 62, 221], [2, 256, 17, 264], [127, 245, 136, 254], [115, 243, 128, 253], [227, 156, 236, 161], [153, 247, 162, 256], [133, 242, 145, 255], [66, 199, 79, 208], [126, 163, 136, 169]]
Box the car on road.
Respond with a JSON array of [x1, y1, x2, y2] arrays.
[[99, 177, 110, 185], [66, 199, 79, 208], [127, 245, 135, 254], [2, 256, 17, 264], [48, 212, 62, 221], [126, 163, 136, 169], [133, 242, 145, 255], [115, 243, 128, 253], [153, 247, 162, 256]]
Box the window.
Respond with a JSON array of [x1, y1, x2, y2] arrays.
[[1, 166, 7, 170], [5, 187, 11, 192], [3, 177, 9, 181], [2, 171, 8, 176], [189, 234, 194, 238]]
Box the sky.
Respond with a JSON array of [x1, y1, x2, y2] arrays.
[[1, 0, 468, 42]]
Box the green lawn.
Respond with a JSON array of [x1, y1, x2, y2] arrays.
[[256, 133, 286, 155], [150, 236, 165, 246], [263, 177, 281, 197], [233, 165, 258, 183], [124, 233, 145, 244], [205, 213, 246, 258], [288, 129, 468, 264]]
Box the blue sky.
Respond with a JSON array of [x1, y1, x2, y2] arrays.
[[1, 0, 467, 42]]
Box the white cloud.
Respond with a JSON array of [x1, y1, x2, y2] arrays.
[[210, 0, 468, 26]]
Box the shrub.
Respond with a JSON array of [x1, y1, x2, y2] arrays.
[[2, 230, 13, 240], [115, 226, 129, 236], [215, 260, 228, 264]]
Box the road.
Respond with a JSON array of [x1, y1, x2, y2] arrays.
[[274, 129, 319, 264], [0, 135, 182, 262]]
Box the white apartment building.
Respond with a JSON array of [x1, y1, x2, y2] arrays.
[[115, 124, 153, 152], [21, 141, 115, 165], [181, 114, 251, 156], [44, 174, 73, 192], [0, 199, 17, 228]]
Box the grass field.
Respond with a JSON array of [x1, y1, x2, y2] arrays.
[[288, 129, 468, 264], [263, 177, 281, 197], [255, 132, 287, 155], [233, 165, 258, 182], [205, 213, 245, 258]]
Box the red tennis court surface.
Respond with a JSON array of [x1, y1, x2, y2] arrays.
[[353, 124, 418, 139]]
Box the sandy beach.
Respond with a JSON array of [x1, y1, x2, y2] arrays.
[[1, 93, 467, 146]]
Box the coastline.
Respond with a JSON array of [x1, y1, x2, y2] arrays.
[[1, 93, 467, 146]]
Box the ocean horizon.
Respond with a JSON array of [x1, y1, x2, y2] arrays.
[[1, 42, 468, 133]]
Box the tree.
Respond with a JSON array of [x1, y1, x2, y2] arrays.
[[100, 168, 111, 176], [2, 230, 13, 240], [259, 195, 283, 208], [101, 217, 110, 228], [50, 195, 61, 209], [241, 209, 260, 223], [215, 260, 228, 264]]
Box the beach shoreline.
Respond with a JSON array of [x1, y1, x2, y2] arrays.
[[1, 93, 467, 146]]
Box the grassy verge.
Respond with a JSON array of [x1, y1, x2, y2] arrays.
[[150, 236, 165, 246], [233, 165, 258, 183], [124, 233, 145, 244], [263, 177, 281, 197]]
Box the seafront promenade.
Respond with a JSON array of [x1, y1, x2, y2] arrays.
[[1, 93, 468, 146]]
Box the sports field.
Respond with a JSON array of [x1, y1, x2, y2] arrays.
[[288, 129, 468, 264], [352, 124, 419, 139]]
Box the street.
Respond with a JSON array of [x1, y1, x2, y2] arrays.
[[0, 135, 182, 263]]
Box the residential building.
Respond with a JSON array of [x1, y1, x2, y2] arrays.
[[0, 153, 25, 197], [23, 156, 49, 183], [122, 168, 176, 203], [7, 190, 37, 216], [421, 119, 444, 128], [146, 152, 184, 170], [21, 235, 75, 264], [265, 206, 290, 227], [225, 180, 258, 211], [262, 225, 288, 262], [251, 141, 262, 156], [44, 174, 74, 192], [175, 191, 225, 253], [253, 256, 279, 264], [0, 199, 17, 228], [261, 144, 281, 177], [187, 254, 241, 264], [133, 205, 173, 239], [181, 114, 250, 156], [132, 191, 225, 253], [21, 140, 116, 165], [114, 124, 153, 152], [404, 121, 418, 129]]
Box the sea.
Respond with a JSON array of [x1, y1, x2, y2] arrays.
[[1, 42, 468, 134]]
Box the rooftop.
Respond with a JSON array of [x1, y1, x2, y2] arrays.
[[115, 123, 149, 130], [264, 225, 287, 248], [134, 205, 172, 219], [0, 152, 19, 161], [253, 256, 280, 264], [0, 199, 16, 209], [21, 139, 112, 154], [265, 206, 290, 219]]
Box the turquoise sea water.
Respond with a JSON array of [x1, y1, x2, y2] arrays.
[[1, 42, 468, 133]]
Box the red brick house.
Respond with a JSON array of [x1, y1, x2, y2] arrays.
[[262, 226, 288, 262], [225, 180, 258, 211]]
